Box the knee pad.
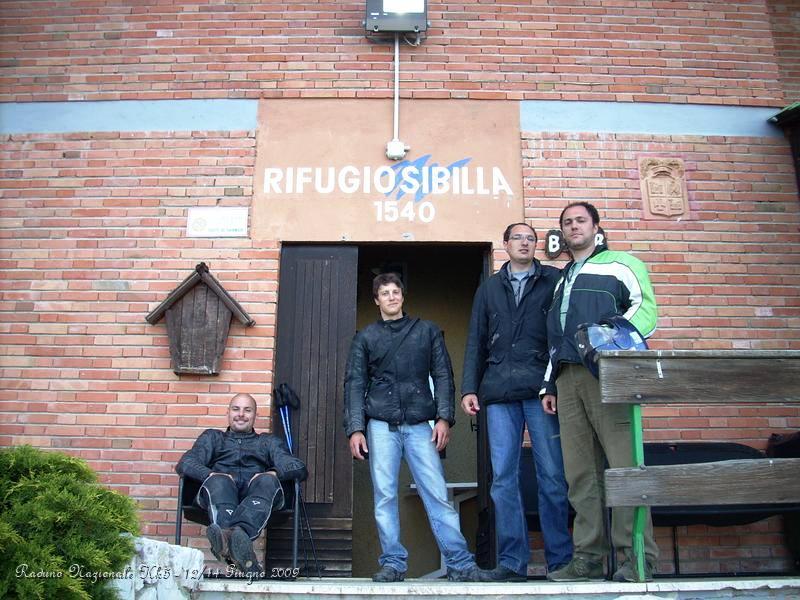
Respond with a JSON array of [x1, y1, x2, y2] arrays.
[[198, 474, 240, 526], [248, 474, 285, 510]]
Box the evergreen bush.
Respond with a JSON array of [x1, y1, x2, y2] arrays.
[[0, 445, 140, 599]]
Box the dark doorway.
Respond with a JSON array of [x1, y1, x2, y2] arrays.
[[271, 243, 490, 577], [351, 243, 488, 577]]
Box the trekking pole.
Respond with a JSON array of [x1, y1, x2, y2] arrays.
[[275, 384, 321, 577]]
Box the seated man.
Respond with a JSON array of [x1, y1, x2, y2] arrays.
[[176, 392, 307, 574]]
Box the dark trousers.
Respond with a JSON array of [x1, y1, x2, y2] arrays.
[[197, 473, 284, 540]]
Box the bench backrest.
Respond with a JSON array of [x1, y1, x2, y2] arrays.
[[600, 350, 800, 508]]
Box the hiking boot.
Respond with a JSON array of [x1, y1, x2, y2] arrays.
[[612, 559, 654, 582], [371, 565, 405, 582], [476, 565, 527, 582], [228, 526, 261, 575], [446, 564, 491, 582], [206, 523, 232, 563], [546, 556, 604, 582]]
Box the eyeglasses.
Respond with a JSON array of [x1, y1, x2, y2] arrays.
[[509, 234, 536, 242]]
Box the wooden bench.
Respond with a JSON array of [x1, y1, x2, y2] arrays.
[[521, 440, 800, 576], [601, 350, 800, 581]]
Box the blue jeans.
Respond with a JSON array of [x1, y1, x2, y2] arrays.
[[367, 419, 476, 573], [486, 400, 573, 572]]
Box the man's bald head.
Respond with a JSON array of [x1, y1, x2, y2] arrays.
[[228, 393, 257, 433]]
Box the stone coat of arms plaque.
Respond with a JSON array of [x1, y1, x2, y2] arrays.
[[639, 157, 689, 220]]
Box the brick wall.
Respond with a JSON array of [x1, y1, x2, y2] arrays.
[[523, 130, 800, 443], [0, 130, 272, 542], [2, 130, 800, 573], [0, 0, 788, 105], [768, 0, 800, 102], [3, 0, 800, 579], [523, 130, 800, 573]]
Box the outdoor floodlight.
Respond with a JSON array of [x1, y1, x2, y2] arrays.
[[365, 0, 427, 33]]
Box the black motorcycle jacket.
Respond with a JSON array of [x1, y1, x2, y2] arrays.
[[175, 428, 308, 483], [343, 314, 455, 437]]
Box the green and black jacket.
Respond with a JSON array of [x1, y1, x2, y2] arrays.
[[540, 244, 657, 397]]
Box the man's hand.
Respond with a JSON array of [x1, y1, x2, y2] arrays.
[[461, 393, 480, 416], [349, 431, 369, 460], [431, 420, 450, 451], [542, 394, 557, 415]]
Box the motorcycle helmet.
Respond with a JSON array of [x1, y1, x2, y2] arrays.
[[575, 315, 648, 378]]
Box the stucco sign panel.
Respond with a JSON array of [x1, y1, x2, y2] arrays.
[[252, 99, 523, 242]]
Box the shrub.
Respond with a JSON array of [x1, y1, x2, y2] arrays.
[[0, 445, 140, 599]]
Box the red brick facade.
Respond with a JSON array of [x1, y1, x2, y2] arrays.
[[1, 130, 267, 539], [2, 0, 799, 577], [520, 129, 800, 573], [0, 0, 791, 105], [769, 0, 800, 101]]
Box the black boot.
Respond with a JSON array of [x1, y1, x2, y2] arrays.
[[206, 523, 233, 564], [228, 526, 262, 576]]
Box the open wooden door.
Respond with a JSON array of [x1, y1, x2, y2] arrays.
[[269, 245, 358, 576]]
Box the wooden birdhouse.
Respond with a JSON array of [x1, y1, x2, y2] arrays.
[[145, 262, 255, 375]]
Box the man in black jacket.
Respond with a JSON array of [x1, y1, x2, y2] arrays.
[[343, 272, 485, 583], [461, 223, 572, 581], [176, 393, 307, 575]]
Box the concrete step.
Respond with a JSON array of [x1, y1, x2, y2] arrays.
[[196, 576, 800, 600]]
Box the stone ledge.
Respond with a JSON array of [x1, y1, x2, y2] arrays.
[[196, 576, 800, 600], [110, 536, 205, 600]]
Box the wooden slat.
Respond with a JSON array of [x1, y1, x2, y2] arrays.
[[605, 458, 800, 507], [165, 306, 180, 372], [310, 258, 324, 501], [146, 270, 201, 324], [296, 258, 314, 500], [333, 252, 358, 514], [599, 351, 800, 405], [603, 350, 800, 359], [320, 259, 335, 503], [211, 292, 231, 374], [193, 284, 207, 369], [180, 287, 194, 369], [265, 515, 353, 576]]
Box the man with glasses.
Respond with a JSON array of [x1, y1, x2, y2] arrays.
[[461, 223, 573, 581]]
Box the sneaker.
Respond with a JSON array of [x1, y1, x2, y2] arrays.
[[228, 526, 262, 575], [206, 523, 231, 563], [446, 564, 490, 582], [476, 565, 527, 582], [546, 556, 604, 582], [372, 565, 405, 582], [612, 559, 654, 582]]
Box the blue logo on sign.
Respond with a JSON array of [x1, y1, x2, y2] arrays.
[[385, 154, 472, 203]]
